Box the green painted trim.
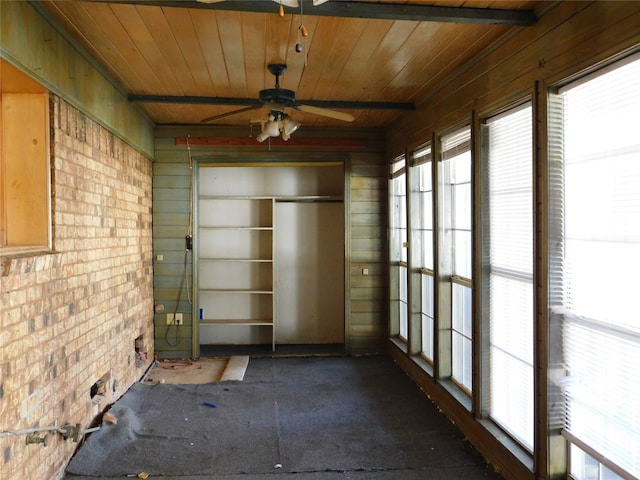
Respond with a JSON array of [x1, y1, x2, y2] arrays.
[[191, 164, 200, 358], [27, 1, 127, 97], [0, 1, 155, 158]]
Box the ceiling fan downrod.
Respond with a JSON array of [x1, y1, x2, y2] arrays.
[[268, 63, 287, 88]]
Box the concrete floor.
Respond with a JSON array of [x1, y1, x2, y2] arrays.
[[63, 355, 505, 479]]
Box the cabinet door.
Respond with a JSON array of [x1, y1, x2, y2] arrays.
[[274, 201, 344, 344]]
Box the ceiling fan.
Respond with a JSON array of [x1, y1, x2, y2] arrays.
[[201, 64, 354, 141]]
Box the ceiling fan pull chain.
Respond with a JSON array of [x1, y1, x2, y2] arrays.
[[297, 0, 308, 65]]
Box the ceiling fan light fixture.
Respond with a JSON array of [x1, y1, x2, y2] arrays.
[[282, 115, 301, 139], [256, 115, 282, 142], [256, 112, 301, 142]]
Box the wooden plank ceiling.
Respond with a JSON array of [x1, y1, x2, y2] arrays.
[[37, 0, 543, 128]]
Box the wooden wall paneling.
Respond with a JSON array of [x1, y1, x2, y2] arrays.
[[2, 1, 155, 156], [188, 11, 229, 97], [430, 2, 582, 103], [1, 60, 49, 93], [215, 11, 249, 97], [265, 11, 295, 84], [348, 148, 387, 353], [355, 20, 420, 104], [409, 25, 508, 105], [45, 2, 122, 79], [295, 16, 344, 96], [112, 4, 182, 94], [386, 2, 640, 157], [0, 93, 3, 245], [143, 6, 199, 95], [330, 19, 391, 103], [538, 5, 640, 87], [166, 8, 216, 95], [240, 12, 269, 99], [385, 2, 578, 152], [309, 18, 369, 102], [152, 145, 193, 358], [2, 93, 50, 247], [53, 2, 149, 91]]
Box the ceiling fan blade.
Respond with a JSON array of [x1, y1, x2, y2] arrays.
[[196, 0, 227, 3], [201, 105, 260, 123], [296, 104, 355, 122], [313, 0, 330, 5]]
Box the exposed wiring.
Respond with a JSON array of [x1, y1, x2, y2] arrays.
[[187, 134, 194, 239], [161, 359, 193, 369], [165, 135, 194, 347], [165, 249, 190, 348], [186, 133, 193, 305]]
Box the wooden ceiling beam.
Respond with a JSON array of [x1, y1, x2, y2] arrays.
[[129, 94, 415, 110], [81, 1, 538, 26]]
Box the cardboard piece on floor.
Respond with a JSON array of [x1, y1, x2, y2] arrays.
[[143, 356, 249, 384], [220, 355, 249, 381]]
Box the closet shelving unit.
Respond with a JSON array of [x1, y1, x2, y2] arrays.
[[198, 196, 275, 351]]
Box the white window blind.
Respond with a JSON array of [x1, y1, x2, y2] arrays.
[[390, 156, 408, 341], [442, 127, 472, 392], [485, 103, 534, 451], [413, 144, 435, 361], [556, 54, 640, 479], [390, 157, 407, 264]]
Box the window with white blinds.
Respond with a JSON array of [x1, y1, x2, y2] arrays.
[[441, 127, 472, 392], [413, 144, 435, 361], [484, 103, 534, 451], [551, 53, 640, 480], [390, 156, 408, 342]]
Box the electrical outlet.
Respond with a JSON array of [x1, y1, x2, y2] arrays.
[[166, 313, 183, 325]]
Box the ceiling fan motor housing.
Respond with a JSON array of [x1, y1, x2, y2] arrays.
[[259, 88, 296, 106]]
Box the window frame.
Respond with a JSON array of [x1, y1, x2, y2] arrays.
[[389, 154, 409, 345], [480, 100, 535, 453], [438, 125, 473, 396], [411, 143, 435, 363], [549, 52, 640, 480]]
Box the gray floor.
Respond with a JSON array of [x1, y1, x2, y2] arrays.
[[63, 355, 505, 479]]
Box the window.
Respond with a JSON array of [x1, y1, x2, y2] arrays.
[[1, 60, 51, 254], [411, 144, 435, 362], [440, 127, 472, 392], [550, 54, 640, 479], [483, 103, 534, 451], [390, 155, 408, 342]]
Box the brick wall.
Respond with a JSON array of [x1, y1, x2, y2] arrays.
[[0, 97, 154, 480]]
